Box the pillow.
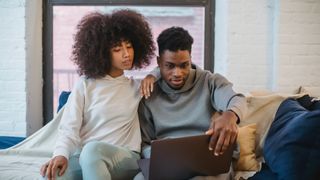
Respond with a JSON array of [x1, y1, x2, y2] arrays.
[[235, 123, 260, 171], [57, 91, 71, 112], [263, 98, 320, 179], [0, 136, 25, 149], [240, 94, 288, 158]]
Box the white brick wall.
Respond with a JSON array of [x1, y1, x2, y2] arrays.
[[216, 0, 320, 96], [0, 0, 42, 137], [277, 0, 320, 95], [0, 0, 27, 136], [216, 0, 273, 93]]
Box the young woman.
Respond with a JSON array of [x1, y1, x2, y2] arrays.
[[40, 9, 156, 180]]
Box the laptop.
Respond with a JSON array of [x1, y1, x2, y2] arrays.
[[138, 134, 235, 180]]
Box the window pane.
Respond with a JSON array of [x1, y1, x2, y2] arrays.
[[53, 6, 205, 112]]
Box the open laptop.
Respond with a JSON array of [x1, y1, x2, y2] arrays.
[[138, 134, 235, 180]]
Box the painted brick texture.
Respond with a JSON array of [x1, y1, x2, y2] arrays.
[[277, 0, 320, 94], [0, 0, 27, 136], [216, 0, 320, 95]]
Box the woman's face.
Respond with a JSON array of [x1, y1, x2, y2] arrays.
[[109, 40, 134, 77]]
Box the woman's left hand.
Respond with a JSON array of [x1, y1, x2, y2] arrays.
[[140, 74, 156, 99]]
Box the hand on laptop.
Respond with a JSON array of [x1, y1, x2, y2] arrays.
[[206, 111, 238, 156]]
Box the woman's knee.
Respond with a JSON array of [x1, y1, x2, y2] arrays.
[[79, 141, 102, 164], [79, 141, 118, 165]]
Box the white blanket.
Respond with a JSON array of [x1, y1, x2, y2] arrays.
[[0, 108, 65, 180]]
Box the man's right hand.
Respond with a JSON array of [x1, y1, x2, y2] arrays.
[[206, 111, 238, 156], [40, 155, 68, 179]]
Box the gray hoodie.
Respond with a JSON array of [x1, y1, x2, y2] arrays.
[[138, 65, 247, 158]]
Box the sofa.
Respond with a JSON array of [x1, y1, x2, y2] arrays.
[[235, 88, 320, 180], [0, 88, 318, 179]]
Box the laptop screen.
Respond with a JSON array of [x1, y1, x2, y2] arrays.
[[148, 134, 235, 180]]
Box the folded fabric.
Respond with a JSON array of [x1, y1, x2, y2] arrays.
[[263, 98, 320, 180]]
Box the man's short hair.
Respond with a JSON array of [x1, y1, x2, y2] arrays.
[[157, 26, 194, 56]]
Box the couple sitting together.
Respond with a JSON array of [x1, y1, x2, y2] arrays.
[[40, 9, 247, 180]]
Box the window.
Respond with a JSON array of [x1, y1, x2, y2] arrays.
[[43, 0, 215, 124]]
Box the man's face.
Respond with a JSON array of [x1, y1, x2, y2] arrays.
[[157, 50, 192, 90]]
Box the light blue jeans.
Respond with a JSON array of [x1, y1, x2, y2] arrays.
[[42, 141, 140, 180]]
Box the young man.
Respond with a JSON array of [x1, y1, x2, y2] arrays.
[[136, 27, 247, 179]]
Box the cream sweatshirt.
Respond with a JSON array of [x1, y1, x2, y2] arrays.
[[53, 74, 142, 159]]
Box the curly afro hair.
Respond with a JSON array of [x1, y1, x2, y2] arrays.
[[157, 26, 193, 56], [71, 9, 155, 79]]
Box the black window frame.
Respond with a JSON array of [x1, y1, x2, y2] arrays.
[[43, 0, 215, 124]]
